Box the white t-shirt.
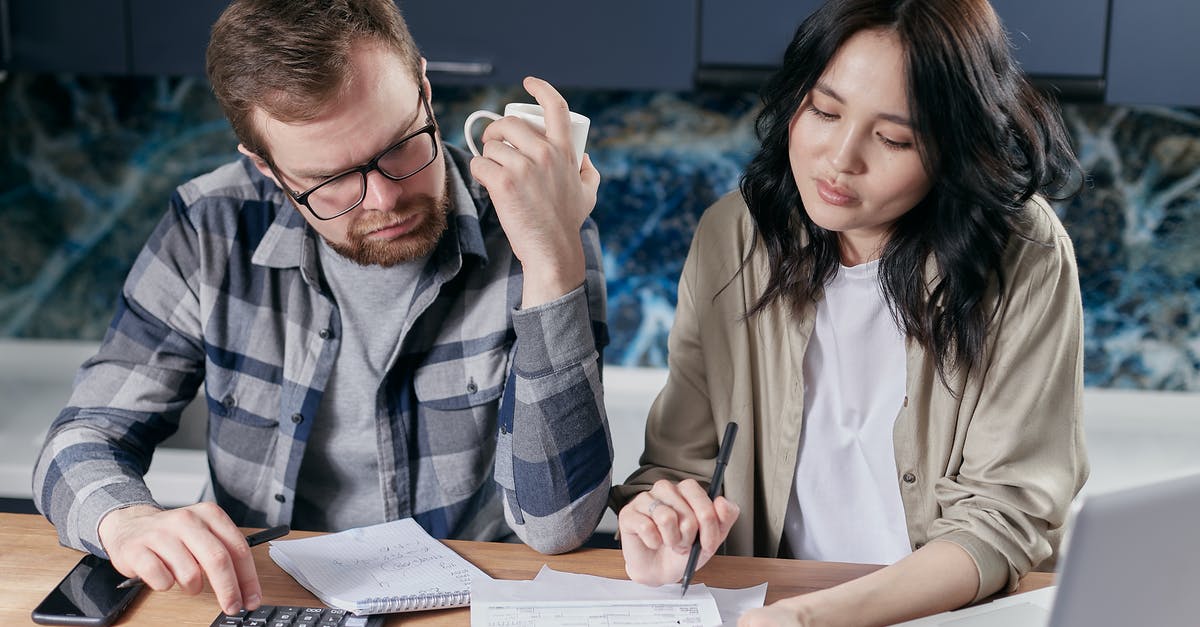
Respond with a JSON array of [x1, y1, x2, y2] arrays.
[[782, 258, 912, 564]]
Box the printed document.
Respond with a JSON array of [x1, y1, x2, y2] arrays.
[[471, 566, 767, 627]]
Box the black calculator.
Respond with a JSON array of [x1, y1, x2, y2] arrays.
[[211, 605, 386, 627]]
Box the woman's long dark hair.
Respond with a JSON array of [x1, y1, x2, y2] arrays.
[[740, 0, 1082, 381]]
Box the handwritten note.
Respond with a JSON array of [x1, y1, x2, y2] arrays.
[[269, 518, 491, 614]]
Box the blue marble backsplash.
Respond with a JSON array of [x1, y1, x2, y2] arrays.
[[2, 74, 1198, 390]]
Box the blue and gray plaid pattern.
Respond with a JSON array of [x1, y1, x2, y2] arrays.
[[33, 145, 612, 555]]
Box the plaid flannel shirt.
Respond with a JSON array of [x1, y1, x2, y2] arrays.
[[33, 145, 612, 555]]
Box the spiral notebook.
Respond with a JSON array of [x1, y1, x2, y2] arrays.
[[268, 518, 491, 615]]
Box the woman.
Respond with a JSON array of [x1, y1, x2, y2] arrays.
[[611, 0, 1088, 625]]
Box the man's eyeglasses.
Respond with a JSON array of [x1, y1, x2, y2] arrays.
[[267, 89, 439, 221]]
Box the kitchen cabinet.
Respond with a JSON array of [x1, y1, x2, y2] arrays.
[[401, 0, 696, 90], [697, 0, 1109, 98], [1106, 0, 1200, 107], [699, 0, 822, 67], [990, 0, 1107, 78], [127, 0, 227, 75], [2, 0, 127, 74], [0, 0, 226, 76], [3, 0, 696, 89], [5, 0, 1199, 106]]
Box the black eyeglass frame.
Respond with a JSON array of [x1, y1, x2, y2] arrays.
[[266, 89, 439, 221]]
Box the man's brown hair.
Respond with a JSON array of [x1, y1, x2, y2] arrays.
[[207, 0, 423, 159]]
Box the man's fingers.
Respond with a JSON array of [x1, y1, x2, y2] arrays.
[[205, 519, 262, 611], [523, 76, 572, 148], [150, 536, 205, 594], [174, 505, 250, 615], [479, 133, 531, 172], [184, 531, 244, 615], [125, 546, 176, 591], [480, 116, 544, 161], [580, 154, 601, 195], [189, 503, 262, 611]]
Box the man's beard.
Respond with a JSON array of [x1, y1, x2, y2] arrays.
[[325, 175, 451, 267]]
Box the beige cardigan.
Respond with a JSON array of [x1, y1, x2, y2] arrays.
[[612, 192, 1088, 601]]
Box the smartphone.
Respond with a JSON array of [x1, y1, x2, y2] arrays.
[[31, 553, 144, 626]]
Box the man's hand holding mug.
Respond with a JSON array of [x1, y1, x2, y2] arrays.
[[466, 76, 598, 307]]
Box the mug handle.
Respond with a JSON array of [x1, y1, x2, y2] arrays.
[[464, 110, 503, 157]]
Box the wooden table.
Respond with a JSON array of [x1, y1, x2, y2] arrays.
[[0, 513, 1052, 625]]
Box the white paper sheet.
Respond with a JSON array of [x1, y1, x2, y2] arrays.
[[470, 566, 766, 627], [268, 518, 490, 613]]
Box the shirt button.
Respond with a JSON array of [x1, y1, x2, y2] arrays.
[[467, 380, 478, 394], [500, 425, 508, 435], [903, 472, 917, 484], [318, 328, 333, 340], [222, 395, 236, 410], [914, 542, 924, 550], [903, 395, 909, 408], [291, 413, 304, 424], [275, 493, 286, 503]]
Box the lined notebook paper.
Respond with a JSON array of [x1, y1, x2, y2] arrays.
[[269, 518, 491, 615]]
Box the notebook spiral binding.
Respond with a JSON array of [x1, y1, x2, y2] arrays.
[[359, 590, 471, 614]]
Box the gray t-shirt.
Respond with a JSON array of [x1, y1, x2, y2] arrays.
[[291, 236, 422, 531]]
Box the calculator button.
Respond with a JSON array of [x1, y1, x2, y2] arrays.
[[214, 606, 384, 627]]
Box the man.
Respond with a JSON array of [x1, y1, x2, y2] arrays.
[[32, 0, 611, 616]]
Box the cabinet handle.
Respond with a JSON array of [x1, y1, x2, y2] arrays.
[[425, 60, 493, 76], [0, 0, 11, 65]]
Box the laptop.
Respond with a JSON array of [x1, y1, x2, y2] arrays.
[[891, 472, 1200, 627]]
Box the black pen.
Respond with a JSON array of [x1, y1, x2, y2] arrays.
[[680, 422, 738, 597], [115, 524, 290, 589]]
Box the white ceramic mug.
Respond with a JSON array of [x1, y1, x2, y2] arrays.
[[464, 103, 590, 166]]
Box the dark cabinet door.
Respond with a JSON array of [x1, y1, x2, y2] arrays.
[[1107, 0, 1200, 106], [698, 1, 1109, 87], [127, 0, 228, 76], [990, 0, 1108, 77], [2, 0, 127, 74], [401, 0, 696, 90], [699, 0, 822, 67]]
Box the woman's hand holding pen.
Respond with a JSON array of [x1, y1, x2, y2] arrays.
[[617, 478, 740, 587]]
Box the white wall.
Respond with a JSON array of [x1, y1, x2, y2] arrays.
[[3, 339, 1199, 534]]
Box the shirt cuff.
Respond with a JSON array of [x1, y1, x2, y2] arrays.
[[935, 530, 1013, 603], [73, 480, 159, 558], [512, 283, 597, 378]]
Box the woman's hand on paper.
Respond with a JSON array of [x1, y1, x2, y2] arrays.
[[98, 502, 261, 616], [618, 479, 740, 587]]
